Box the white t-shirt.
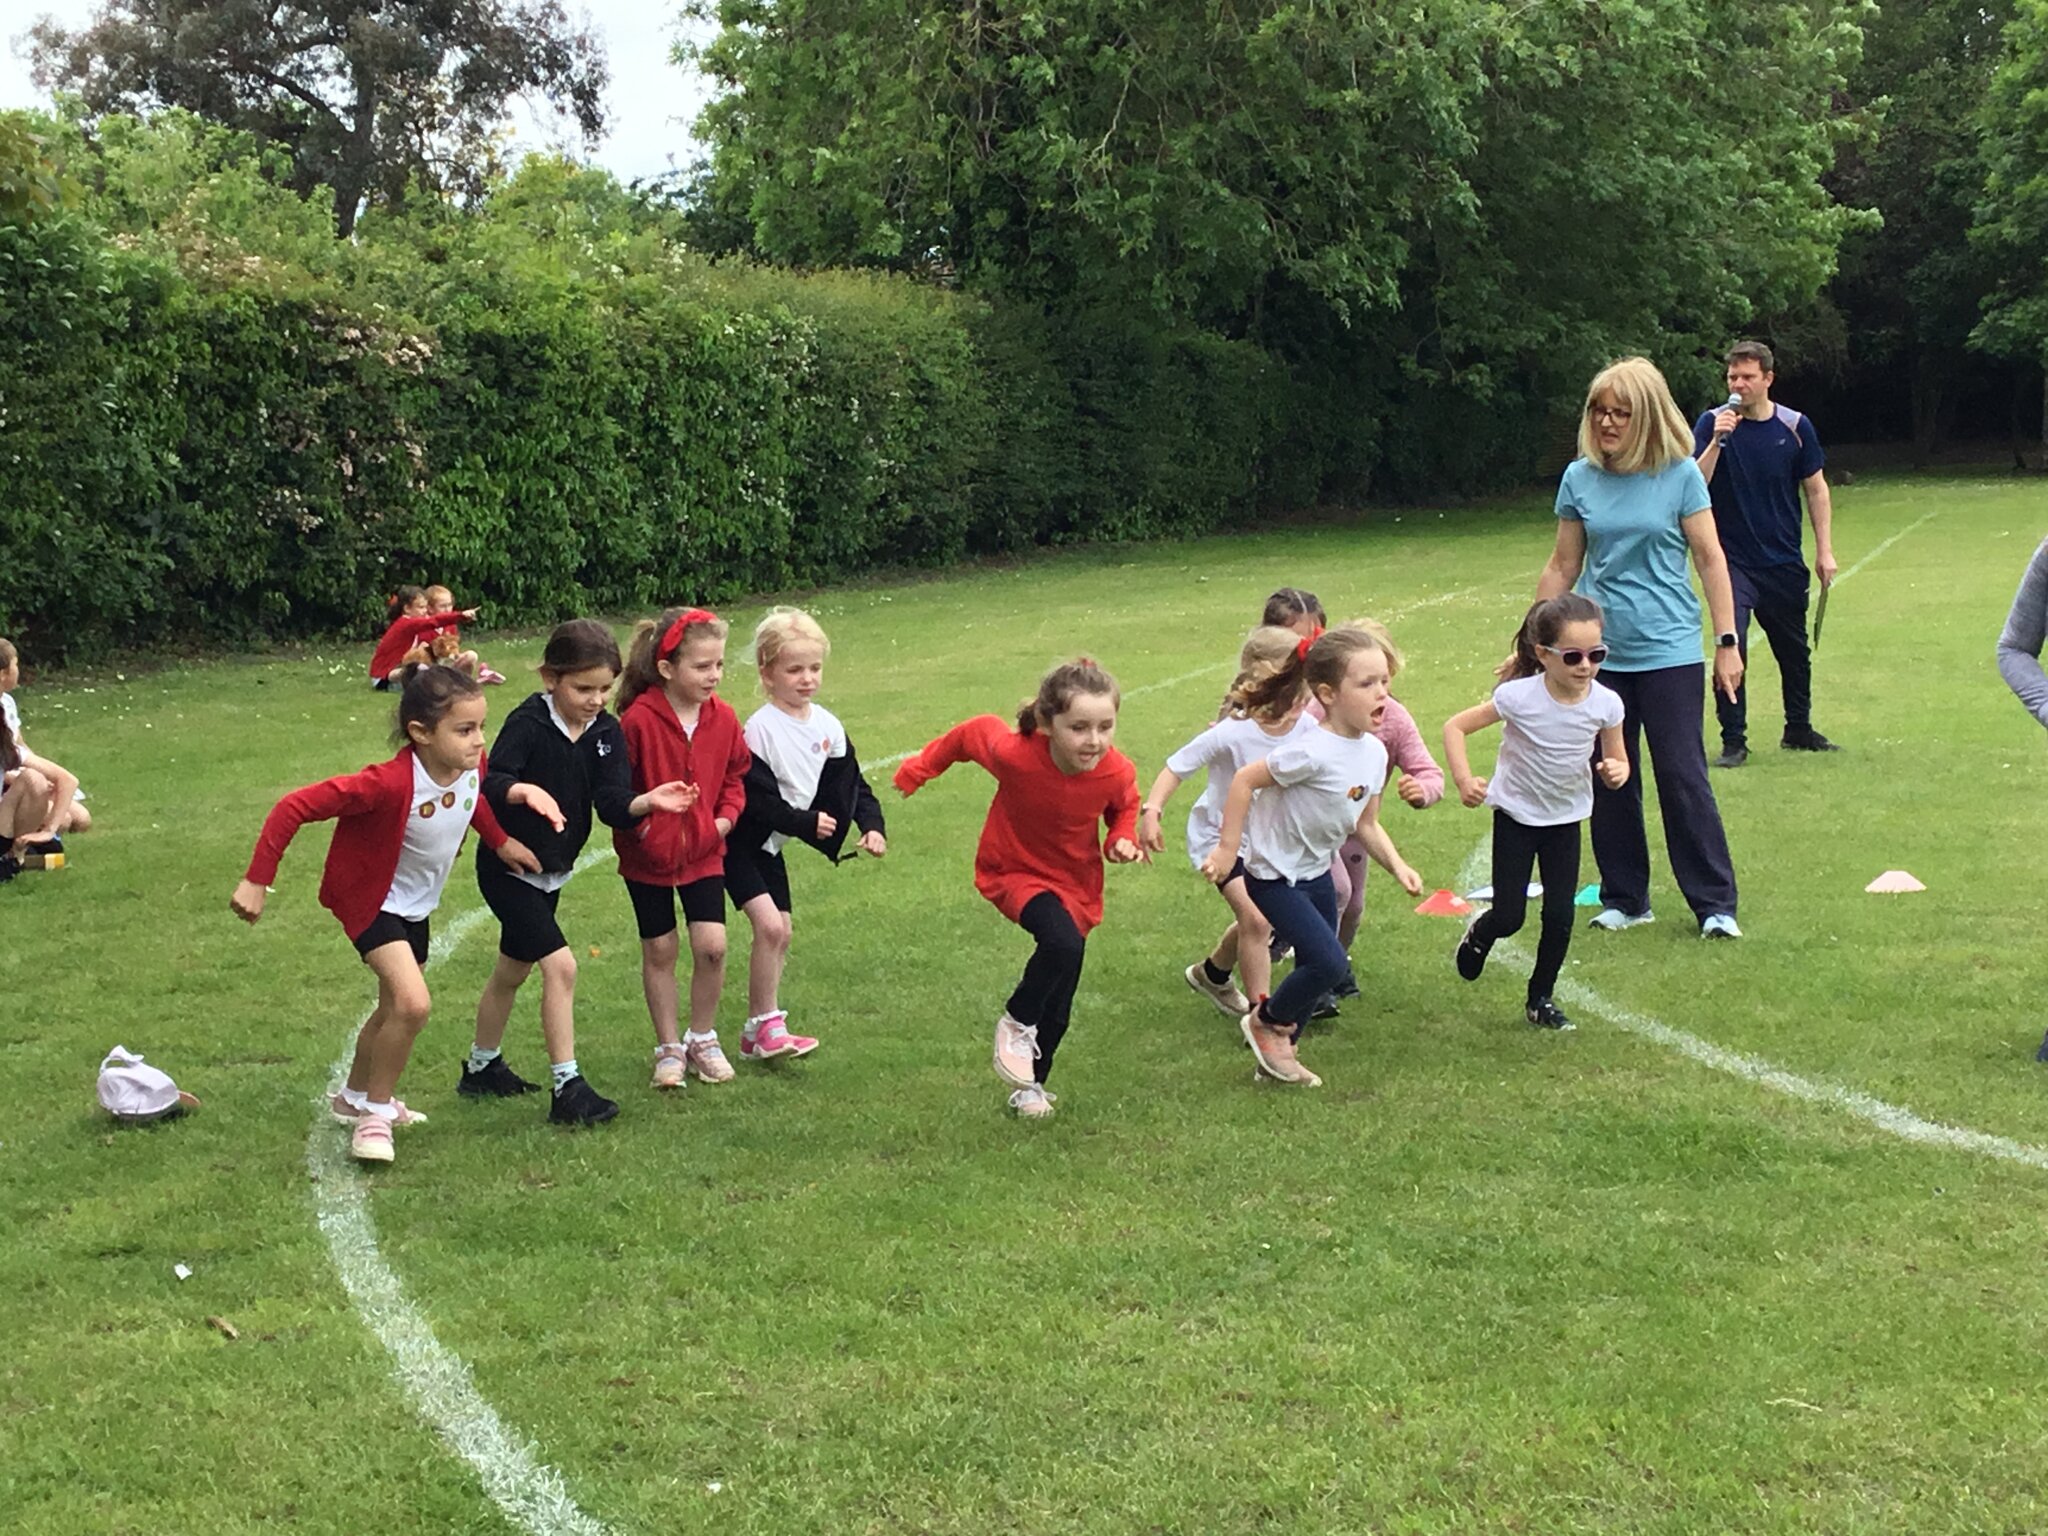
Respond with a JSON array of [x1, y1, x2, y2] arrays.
[[383, 759, 483, 920], [1165, 714, 1314, 868], [1484, 674, 1625, 827], [745, 701, 847, 855], [1245, 726, 1389, 884], [2, 694, 18, 750]]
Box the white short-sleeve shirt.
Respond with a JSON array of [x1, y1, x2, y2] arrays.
[[383, 758, 483, 920], [1164, 713, 1314, 868], [1245, 726, 1388, 884], [745, 701, 847, 855], [1484, 675, 1625, 827]]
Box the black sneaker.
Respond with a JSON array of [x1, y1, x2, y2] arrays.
[[1712, 745, 1749, 769], [1525, 998, 1574, 1031], [1310, 993, 1342, 1020], [457, 1055, 540, 1097], [1331, 975, 1361, 1001], [1781, 729, 1840, 752], [1455, 919, 1488, 981], [549, 1074, 619, 1126]]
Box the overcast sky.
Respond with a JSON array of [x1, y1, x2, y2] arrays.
[[2, 1, 719, 185]]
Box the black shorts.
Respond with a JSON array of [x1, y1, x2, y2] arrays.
[[625, 876, 725, 940], [354, 910, 429, 965], [477, 856, 569, 963], [723, 839, 792, 914]]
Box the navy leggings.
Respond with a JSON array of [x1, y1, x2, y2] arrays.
[[1592, 663, 1739, 922], [1006, 892, 1086, 1084], [1244, 871, 1349, 1028]]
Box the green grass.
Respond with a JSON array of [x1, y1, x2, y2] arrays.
[[8, 475, 2048, 1534]]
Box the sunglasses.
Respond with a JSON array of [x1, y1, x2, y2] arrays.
[[1540, 643, 1609, 667]]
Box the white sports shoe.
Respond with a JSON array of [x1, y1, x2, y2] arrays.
[[1008, 1084, 1057, 1118], [1700, 913, 1743, 940], [1588, 907, 1655, 931], [993, 1013, 1040, 1087], [1183, 962, 1250, 1018]]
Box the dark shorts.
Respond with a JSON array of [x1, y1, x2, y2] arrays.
[[1212, 856, 1248, 892], [354, 910, 429, 965], [724, 839, 793, 914], [625, 876, 725, 940], [477, 857, 569, 964]]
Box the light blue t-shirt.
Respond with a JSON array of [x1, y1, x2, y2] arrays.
[[1554, 456, 1713, 672]]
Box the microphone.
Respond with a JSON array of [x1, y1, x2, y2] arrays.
[[1714, 392, 1741, 446]]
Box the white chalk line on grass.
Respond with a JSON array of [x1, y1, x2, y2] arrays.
[[291, 578, 1561, 1530], [306, 845, 620, 1536], [1833, 506, 1945, 587]]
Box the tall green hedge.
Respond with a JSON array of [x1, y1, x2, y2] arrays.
[[0, 140, 1293, 660]]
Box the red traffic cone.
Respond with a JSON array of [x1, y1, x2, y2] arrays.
[[1413, 889, 1473, 917]]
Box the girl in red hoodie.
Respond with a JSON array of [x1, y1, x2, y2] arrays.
[[232, 667, 556, 1164], [894, 658, 1144, 1119], [613, 608, 749, 1091]]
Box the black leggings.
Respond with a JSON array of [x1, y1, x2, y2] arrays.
[[1468, 810, 1582, 1004], [1006, 892, 1087, 1084]]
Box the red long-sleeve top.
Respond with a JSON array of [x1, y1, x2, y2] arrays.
[[613, 688, 750, 886], [242, 747, 509, 940], [893, 714, 1139, 935], [368, 612, 468, 681]]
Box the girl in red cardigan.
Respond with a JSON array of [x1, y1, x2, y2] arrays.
[[894, 658, 1144, 1119], [232, 667, 555, 1164], [613, 608, 746, 1091]]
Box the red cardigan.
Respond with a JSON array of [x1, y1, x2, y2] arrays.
[[369, 612, 468, 681], [244, 747, 509, 940], [894, 714, 1139, 935], [613, 689, 750, 887]]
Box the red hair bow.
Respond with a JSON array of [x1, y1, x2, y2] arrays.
[[1296, 625, 1325, 660], [658, 608, 719, 659]]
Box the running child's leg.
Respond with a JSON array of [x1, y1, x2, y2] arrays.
[[471, 952, 536, 1054], [1336, 835, 1369, 950], [741, 894, 791, 1020], [1221, 876, 1272, 1000], [1526, 822, 1583, 1004], [1459, 810, 1539, 979], [352, 941, 433, 1106], [1242, 874, 1344, 1082], [1012, 893, 1086, 1084], [681, 884, 734, 1083]]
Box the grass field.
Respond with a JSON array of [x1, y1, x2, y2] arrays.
[[7, 475, 2048, 1534]]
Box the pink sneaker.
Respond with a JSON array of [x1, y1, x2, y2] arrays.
[[329, 1092, 428, 1126], [742, 1011, 819, 1061], [651, 1048, 687, 1090], [684, 1034, 735, 1084], [350, 1116, 395, 1163]]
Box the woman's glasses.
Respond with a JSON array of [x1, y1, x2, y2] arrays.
[[1588, 405, 1632, 425], [1540, 643, 1609, 667]]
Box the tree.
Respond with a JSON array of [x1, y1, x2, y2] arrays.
[[28, 0, 608, 236], [0, 114, 75, 222], [1974, 0, 2048, 460]]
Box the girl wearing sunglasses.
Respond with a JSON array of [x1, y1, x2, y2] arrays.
[[1442, 594, 1628, 1030]]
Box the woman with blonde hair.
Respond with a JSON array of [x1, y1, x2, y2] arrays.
[[1527, 356, 1744, 939]]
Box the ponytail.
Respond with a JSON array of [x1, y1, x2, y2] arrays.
[[1504, 594, 1603, 680]]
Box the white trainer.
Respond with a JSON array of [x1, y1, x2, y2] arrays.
[[1588, 907, 1655, 931], [1008, 1084, 1057, 1118], [1700, 913, 1743, 940], [993, 1013, 1040, 1087], [1183, 962, 1250, 1018]]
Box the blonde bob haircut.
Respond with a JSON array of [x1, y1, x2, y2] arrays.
[[1576, 355, 1694, 475], [751, 606, 831, 682]]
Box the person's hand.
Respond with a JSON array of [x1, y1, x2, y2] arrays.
[[713, 816, 733, 839], [1595, 756, 1630, 790], [815, 810, 839, 840], [1456, 774, 1488, 808], [230, 879, 268, 924], [1137, 807, 1166, 854], [1198, 846, 1235, 885], [1396, 773, 1428, 809], [461, 607, 480, 621], [1712, 407, 1739, 440], [1391, 860, 1424, 897], [857, 829, 887, 857], [1105, 837, 1146, 865], [496, 837, 542, 874], [510, 783, 566, 832], [643, 779, 697, 815], [1816, 550, 1839, 588], [1713, 645, 1744, 703]]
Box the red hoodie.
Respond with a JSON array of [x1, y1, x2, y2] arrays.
[[244, 747, 509, 940], [613, 688, 750, 887], [893, 714, 1139, 935], [369, 612, 468, 681]]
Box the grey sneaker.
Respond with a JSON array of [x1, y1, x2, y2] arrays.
[[1008, 1083, 1057, 1118], [1588, 907, 1654, 931], [1183, 962, 1250, 1018], [1700, 913, 1743, 940]]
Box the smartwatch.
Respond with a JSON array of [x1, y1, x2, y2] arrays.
[[1716, 631, 1739, 649]]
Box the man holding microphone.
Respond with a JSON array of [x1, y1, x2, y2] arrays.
[[1693, 339, 1840, 767]]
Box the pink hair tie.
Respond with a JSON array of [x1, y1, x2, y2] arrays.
[[657, 608, 719, 659]]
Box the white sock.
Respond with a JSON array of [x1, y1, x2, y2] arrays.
[[466, 1046, 500, 1073], [365, 1099, 398, 1121], [742, 1014, 765, 1041], [551, 1060, 578, 1091], [684, 1028, 718, 1044], [341, 1086, 370, 1110]]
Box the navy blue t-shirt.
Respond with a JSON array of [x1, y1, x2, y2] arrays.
[[1691, 404, 1825, 572]]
